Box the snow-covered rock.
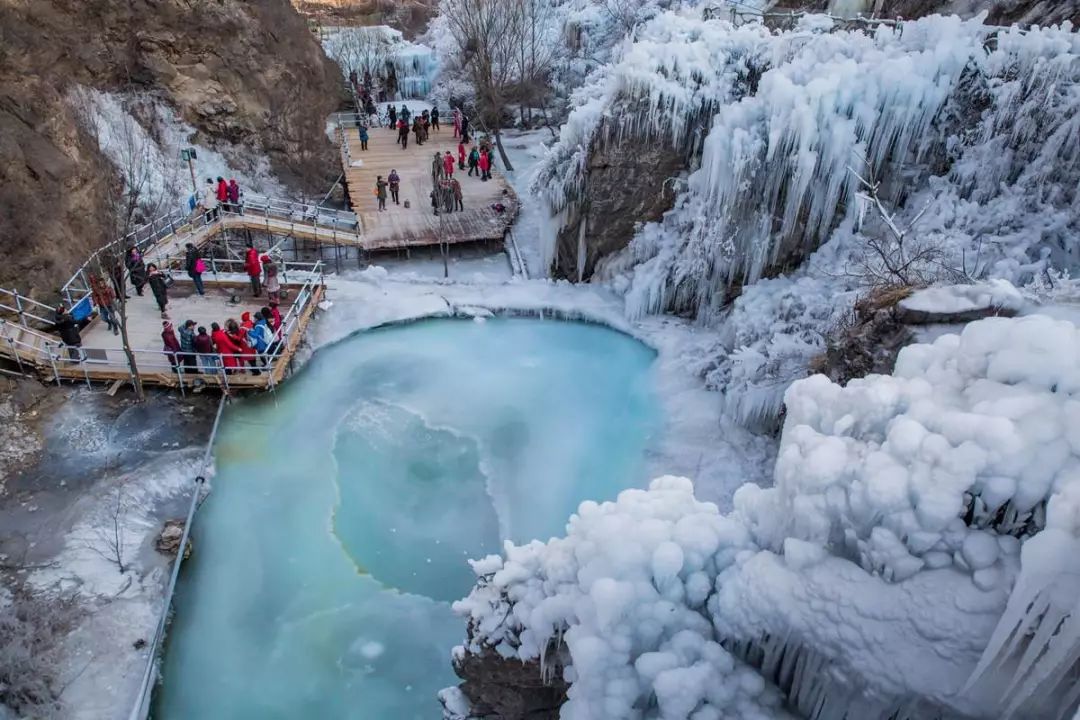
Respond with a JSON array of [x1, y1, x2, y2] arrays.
[[448, 315, 1080, 720]]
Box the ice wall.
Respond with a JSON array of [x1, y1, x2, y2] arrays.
[[539, 13, 1079, 321], [449, 315, 1080, 720], [323, 26, 438, 99]]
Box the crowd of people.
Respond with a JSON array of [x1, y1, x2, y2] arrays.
[[47, 237, 291, 379], [361, 102, 505, 217], [196, 176, 244, 223]]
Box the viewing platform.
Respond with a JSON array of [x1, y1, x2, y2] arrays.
[[0, 202, 329, 393], [334, 112, 517, 247]]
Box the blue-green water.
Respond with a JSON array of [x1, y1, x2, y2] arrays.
[[155, 318, 659, 719]]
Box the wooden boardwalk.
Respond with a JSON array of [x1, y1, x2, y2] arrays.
[[338, 120, 515, 246]]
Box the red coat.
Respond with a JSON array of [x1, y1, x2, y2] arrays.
[[244, 247, 261, 278], [216, 180, 229, 203], [458, 144, 466, 163], [269, 305, 282, 332], [478, 152, 490, 171], [443, 154, 455, 176], [211, 329, 240, 368]]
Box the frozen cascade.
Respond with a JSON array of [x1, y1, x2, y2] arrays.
[[535, 10, 1079, 431], [449, 316, 1080, 720], [322, 25, 438, 99]]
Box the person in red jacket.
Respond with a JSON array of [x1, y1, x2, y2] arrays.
[[161, 321, 182, 369], [457, 141, 466, 170], [216, 177, 229, 211], [478, 150, 491, 181], [227, 178, 241, 214], [210, 322, 240, 371], [267, 302, 282, 333], [226, 318, 258, 375], [244, 243, 262, 296], [443, 150, 455, 178]]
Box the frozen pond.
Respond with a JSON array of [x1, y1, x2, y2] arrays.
[[155, 317, 660, 718]]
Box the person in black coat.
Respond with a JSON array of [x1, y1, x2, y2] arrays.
[[51, 306, 83, 360], [146, 264, 170, 317], [184, 243, 205, 296], [126, 247, 147, 296]]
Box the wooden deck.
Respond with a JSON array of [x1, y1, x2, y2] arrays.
[[0, 277, 324, 392], [339, 121, 515, 246]]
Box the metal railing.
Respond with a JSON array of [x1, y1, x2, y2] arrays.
[[0, 261, 324, 393], [127, 394, 226, 720]]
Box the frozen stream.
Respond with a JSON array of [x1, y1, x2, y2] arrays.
[[154, 317, 660, 718]]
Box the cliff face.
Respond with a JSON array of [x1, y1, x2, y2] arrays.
[[0, 0, 342, 298]]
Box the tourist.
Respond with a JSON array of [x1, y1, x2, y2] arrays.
[[90, 273, 119, 336], [460, 114, 470, 144], [266, 302, 283, 333], [184, 242, 206, 296], [162, 321, 182, 369], [363, 69, 372, 87], [375, 175, 388, 211], [262, 254, 280, 303], [430, 187, 440, 216], [467, 146, 480, 177], [146, 263, 170, 318], [479, 149, 492, 181], [193, 325, 218, 374], [359, 124, 369, 151], [452, 107, 461, 138], [400, 104, 410, 124], [458, 141, 466, 170], [388, 104, 397, 129], [228, 178, 242, 215], [491, 189, 511, 214], [201, 178, 218, 222], [125, 247, 147, 296], [413, 117, 424, 146], [240, 311, 255, 332], [398, 118, 409, 149], [431, 152, 444, 184], [179, 319, 198, 373], [226, 319, 259, 375], [216, 176, 229, 212], [451, 177, 464, 212], [431, 106, 440, 132], [443, 150, 455, 179], [421, 112, 430, 142], [210, 322, 240, 373], [388, 169, 401, 204], [247, 311, 274, 361], [260, 307, 282, 356], [244, 243, 262, 296], [51, 305, 83, 361]]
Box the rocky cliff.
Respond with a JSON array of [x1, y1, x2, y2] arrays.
[[0, 0, 343, 299]]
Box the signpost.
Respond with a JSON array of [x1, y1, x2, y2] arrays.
[[181, 148, 198, 195]]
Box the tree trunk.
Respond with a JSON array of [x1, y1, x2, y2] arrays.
[[493, 127, 514, 172]]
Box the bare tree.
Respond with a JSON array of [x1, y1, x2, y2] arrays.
[[85, 487, 130, 575], [440, 0, 527, 170], [846, 160, 944, 288]]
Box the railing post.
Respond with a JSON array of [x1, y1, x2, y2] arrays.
[[46, 343, 61, 387], [175, 362, 186, 398], [6, 334, 24, 375], [14, 291, 27, 328]]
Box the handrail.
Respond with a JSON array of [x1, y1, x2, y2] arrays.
[[128, 394, 226, 720], [0, 259, 324, 390]]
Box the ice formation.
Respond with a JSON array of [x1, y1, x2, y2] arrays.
[[322, 26, 438, 98], [535, 11, 1079, 429], [450, 315, 1080, 720]]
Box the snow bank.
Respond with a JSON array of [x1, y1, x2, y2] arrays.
[[451, 315, 1080, 719], [899, 279, 1025, 316]]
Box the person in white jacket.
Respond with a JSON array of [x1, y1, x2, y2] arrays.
[[200, 178, 218, 223]]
